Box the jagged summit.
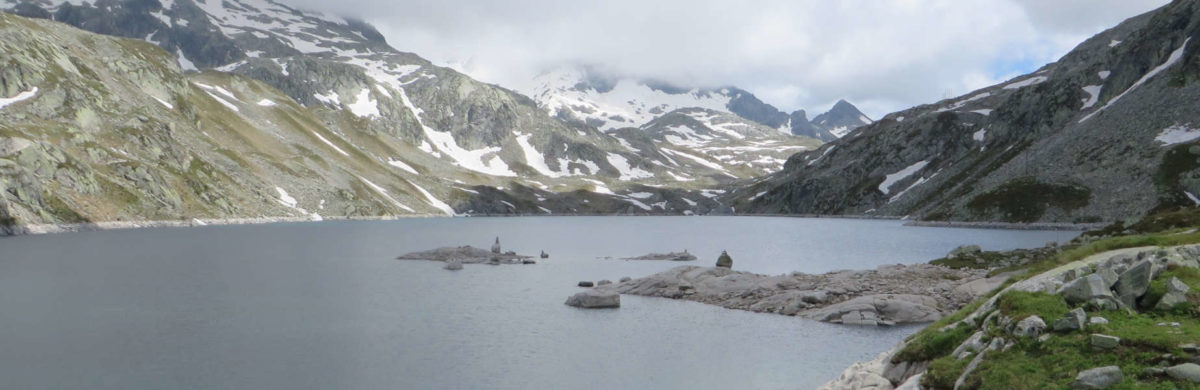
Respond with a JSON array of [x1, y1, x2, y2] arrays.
[[811, 100, 873, 139]]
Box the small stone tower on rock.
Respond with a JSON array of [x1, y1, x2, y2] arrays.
[[491, 237, 501, 254]]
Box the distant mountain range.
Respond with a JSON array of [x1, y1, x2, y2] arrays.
[[0, 0, 827, 229], [4, 0, 1194, 230], [526, 66, 873, 141]]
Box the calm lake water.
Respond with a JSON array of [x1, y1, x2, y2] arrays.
[[0, 217, 1078, 389]]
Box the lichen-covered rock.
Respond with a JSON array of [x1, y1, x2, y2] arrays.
[[1073, 366, 1123, 389], [1054, 308, 1087, 332], [1090, 334, 1120, 350], [1166, 363, 1200, 383], [1012, 315, 1047, 338], [1114, 260, 1154, 308]]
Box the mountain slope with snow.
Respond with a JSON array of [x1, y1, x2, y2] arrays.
[[728, 0, 1200, 223], [527, 66, 870, 141]]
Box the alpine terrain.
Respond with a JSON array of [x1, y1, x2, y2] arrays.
[[729, 0, 1200, 224], [0, 0, 828, 233]]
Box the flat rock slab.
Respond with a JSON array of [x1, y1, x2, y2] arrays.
[[602, 264, 989, 326], [397, 245, 533, 264], [618, 251, 697, 261]]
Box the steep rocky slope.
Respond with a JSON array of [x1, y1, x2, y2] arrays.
[[729, 0, 1200, 224], [0, 0, 809, 208]]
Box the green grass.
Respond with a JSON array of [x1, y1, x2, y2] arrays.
[[1143, 266, 1200, 315], [960, 310, 1200, 389], [893, 299, 988, 364], [996, 291, 1070, 322], [923, 355, 972, 389]]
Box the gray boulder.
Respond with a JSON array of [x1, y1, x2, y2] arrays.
[[1061, 274, 1116, 305], [1054, 308, 1087, 331], [1091, 334, 1120, 350], [1114, 260, 1153, 308], [1168, 277, 1191, 294], [715, 250, 733, 269], [1073, 366, 1123, 389], [948, 244, 982, 258], [619, 276, 632, 283], [1157, 291, 1190, 311], [565, 290, 620, 308], [578, 281, 595, 287], [1090, 316, 1110, 325], [1012, 315, 1047, 338], [1166, 363, 1200, 382], [443, 260, 463, 270], [597, 280, 613, 286]]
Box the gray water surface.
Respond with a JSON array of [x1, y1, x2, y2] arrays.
[[0, 217, 1078, 389]]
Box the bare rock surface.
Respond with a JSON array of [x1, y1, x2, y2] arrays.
[[599, 264, 992, 326], [618, 251, 697, 261]]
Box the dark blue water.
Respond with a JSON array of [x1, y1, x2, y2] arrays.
[[0, 217, 1077, 389]]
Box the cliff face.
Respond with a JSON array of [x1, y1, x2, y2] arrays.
[[730, 0, 1200, 224]]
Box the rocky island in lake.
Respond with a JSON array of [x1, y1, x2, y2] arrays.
[[397, 237, 534, 265], [617, 250, 698, 261]]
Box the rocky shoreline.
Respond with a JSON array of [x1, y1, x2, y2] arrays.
[[904, 220, 1107, 231], [593, 263, 1008, 326], [0, 215, 441, 237], [821, 244, 1200, 389]]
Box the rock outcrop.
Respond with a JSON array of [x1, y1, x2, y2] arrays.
[[618, 251, 697, 261], [565, 290, 620, 309], [602, 263, 993, 326]]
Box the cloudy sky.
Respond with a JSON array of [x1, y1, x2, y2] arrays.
[[294, 0, 1168, 118]]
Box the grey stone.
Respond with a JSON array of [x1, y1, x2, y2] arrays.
[[1168, 277, 1191, 294], [1091, 334, 1120, 349], [1073, 366, 1123, 389], [1166, 363, 1200, 382], [443, 260, 463, 270], [1013, 315, 1047, 338], [1090, 316, 1109, 325], [577, 281, 594, 287], [1061, 274, 1116, 305], [1156, 292, 1189, 311], [596, 280, 612, 286], [564, 290, 620, 308], [619, 277, 632, 283], [1054, 308, 1087, 331], [1114, 260, 1154, 308]]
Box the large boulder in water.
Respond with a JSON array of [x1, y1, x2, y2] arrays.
[[716, 250, 733, 269], [443, 260, 463, 271], [565, 290, 620, 308]]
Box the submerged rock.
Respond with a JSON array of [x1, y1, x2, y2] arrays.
[[565, 290, 620, 308]]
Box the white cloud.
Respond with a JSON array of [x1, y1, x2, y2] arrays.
[[288, 0, 1168, 117]]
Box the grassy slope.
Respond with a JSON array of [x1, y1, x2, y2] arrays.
[[892, 208, 1200, 389]]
